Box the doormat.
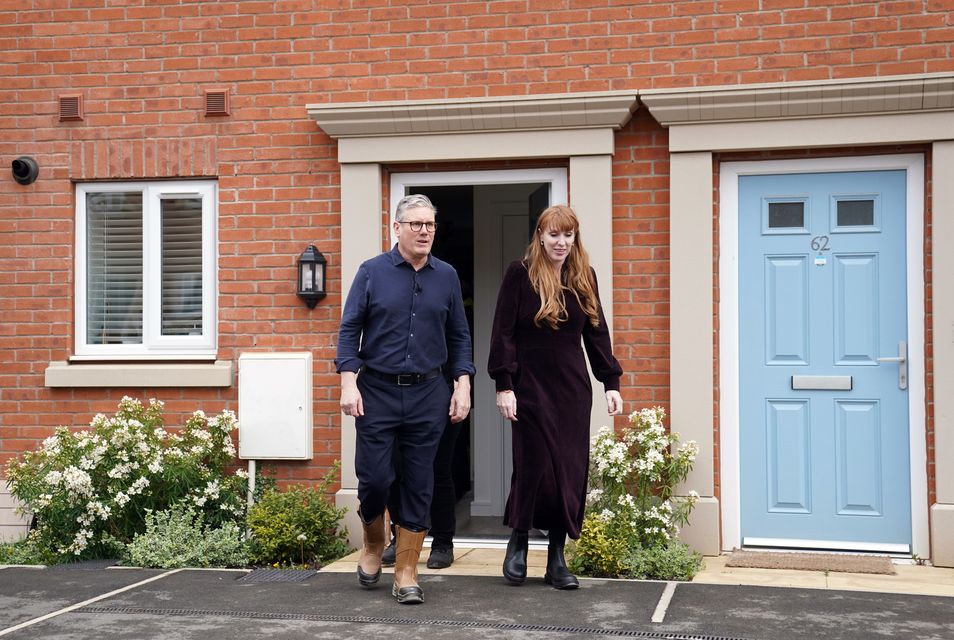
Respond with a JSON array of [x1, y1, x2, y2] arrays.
[[725, 550, 894, 575]]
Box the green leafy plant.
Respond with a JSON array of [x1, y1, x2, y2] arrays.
[[126, 503, 248, 569], [569, 406, 703, 580], [0, 537, 48, 565], [624, 538, 703, 581], [247, 462, 350, 569], [6, 397, 249, 561]]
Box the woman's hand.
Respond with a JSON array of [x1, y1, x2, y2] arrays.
[[605, 390, 623, 416], [496, 390, 517, 421]]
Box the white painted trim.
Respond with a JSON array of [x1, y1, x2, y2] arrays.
[[719, 154, 927, 558], [388, 167, 568, 239], [743, 537, 910, 554], [74, 181, 218, 359]]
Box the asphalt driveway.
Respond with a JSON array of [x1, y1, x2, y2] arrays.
[[1, 565, 952, 639]]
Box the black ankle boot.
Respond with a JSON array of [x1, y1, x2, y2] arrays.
[[502, 529, 528, 584], [543, 528, 579, 590]]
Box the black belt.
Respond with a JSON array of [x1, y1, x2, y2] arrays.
[[361, 367, 442, 386]]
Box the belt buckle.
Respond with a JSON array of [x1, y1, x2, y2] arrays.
[[396, 373, 413, 386]]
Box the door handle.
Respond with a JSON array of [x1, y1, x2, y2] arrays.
[[877, 341, 907, 390]]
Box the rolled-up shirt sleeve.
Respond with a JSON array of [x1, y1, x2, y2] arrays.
[[335, 265, 369, 374]]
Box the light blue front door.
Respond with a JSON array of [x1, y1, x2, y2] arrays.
[[739, 170, 911, 551]]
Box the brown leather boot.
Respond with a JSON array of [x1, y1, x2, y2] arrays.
[[391, 525, 426, 604], [357, 513, 386, 587]]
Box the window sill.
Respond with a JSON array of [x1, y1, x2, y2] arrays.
[[44, 360, 233, 388]]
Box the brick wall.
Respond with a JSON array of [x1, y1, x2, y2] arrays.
[[1, 1, 950, 486]]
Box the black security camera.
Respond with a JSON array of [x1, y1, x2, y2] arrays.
[[12, 156, 39, 185]]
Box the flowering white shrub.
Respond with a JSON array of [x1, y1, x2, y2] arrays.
[[6, 397, 248, 562], [570, 406, 702, 579]]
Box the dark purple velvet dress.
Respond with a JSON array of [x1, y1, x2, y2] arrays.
[[488, 261, 622, 539]]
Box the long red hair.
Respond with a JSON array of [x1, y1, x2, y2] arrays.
[[523, 205, 600, 329]]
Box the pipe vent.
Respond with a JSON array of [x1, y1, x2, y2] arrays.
[[58, 94, 83, 121], [204, 90, 229, 117]]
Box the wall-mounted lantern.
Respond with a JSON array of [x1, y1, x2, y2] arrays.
[[297, 245, 326, 308]]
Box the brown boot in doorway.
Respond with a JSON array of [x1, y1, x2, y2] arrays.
[[357, 513, 387, 587], [391, 525, 426, 604]]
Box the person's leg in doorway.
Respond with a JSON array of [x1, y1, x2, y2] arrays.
[[426, 418, 460, 568]]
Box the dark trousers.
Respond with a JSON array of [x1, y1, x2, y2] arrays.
[[388, 416, 460, 547], [354, 373, 450, 530]]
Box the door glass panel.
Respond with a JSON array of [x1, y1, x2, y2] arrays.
[[768, 201, 805, 229], [837, 199, 875, 227]]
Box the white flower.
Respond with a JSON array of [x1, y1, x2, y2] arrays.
[[128, 476, 150, 496], [114, 492, 130, 507], [62, 466, 93, 497], [297, 534, 307, 542], [234, 469, 249, 479], [203, 479, 220, 500], [44, 470, 63, 486]]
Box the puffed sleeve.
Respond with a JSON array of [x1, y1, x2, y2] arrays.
[[582, 268, 623, 391], [487, 261, 525, 392]]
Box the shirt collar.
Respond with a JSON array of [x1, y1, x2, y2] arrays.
[[389, 244, 433, 269]]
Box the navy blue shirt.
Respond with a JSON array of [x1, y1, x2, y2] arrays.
[[335, 245, 476, 380]]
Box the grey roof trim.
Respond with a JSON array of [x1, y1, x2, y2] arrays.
[[640, 73, 954, 126], [307, 92, 639, 138]]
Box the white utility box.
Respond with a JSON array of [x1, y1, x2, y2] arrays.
[[238, 352, 313, 460]]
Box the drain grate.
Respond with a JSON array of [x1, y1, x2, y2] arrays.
[[77, 606, 753, 639], [236, 568, 316, 583]]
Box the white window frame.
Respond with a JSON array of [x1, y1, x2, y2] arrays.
[[74, 180, 218, 360]]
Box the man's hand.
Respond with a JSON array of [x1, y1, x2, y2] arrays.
[[340, 371, 364, 417], [449, 375, 472, 423]]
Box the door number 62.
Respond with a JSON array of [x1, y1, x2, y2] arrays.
[[811, 235, 830, 252]]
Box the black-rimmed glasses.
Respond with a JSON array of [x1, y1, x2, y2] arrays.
[[398, 220, 437, 232]]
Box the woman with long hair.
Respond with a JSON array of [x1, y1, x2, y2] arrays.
[[488, 204, 623, 589]]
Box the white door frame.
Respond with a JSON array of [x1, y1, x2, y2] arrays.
[[719, 154, 927, 556], [390, 169, 568, 517], [389, 169, 567, 232]]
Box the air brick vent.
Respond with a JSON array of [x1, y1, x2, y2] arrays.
[[59, 94, 83, 121], [204, 90, 229, 117]]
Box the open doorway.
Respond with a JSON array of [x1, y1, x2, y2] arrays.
[[391, 169, 568, 540]]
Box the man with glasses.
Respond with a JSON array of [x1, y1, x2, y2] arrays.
[[337, 194, 475, 605]]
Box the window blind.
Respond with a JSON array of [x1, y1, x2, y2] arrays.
[[86, 192, 144, 345], [160, 197, 203, 336]]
